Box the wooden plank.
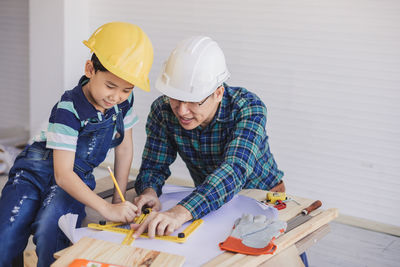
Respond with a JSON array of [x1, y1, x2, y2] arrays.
[[239, 189, 316, 222], [259, 245, 305, 267], [295, 224, 330, 254], [54, 247, 70, 259], [51, 237, 185, 267], [53, 183, 335, 267], [23, 250, 37, 267], [54, 223, 331, 265], [96, 180, 135, 199], [202, 208, 338, 267]]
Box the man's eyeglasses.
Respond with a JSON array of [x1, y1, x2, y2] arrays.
[[169, 93, 212, 109]]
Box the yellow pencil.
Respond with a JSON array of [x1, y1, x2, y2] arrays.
[[107, 166, 126, 202]]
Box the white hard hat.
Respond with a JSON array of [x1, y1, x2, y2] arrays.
[[155, 36, 230, 102]]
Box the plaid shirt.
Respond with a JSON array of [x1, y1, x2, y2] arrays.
[[135, 84, 283, 219]]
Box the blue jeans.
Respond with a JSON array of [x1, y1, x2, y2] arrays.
[[0, 178, 86, 266], [0, 104, 125, 266]]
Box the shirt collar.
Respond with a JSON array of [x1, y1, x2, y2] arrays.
[[71, 76, 105, 120], [215, 83, 234, 123]]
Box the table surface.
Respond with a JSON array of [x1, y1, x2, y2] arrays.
[[53, 179, 338, 267]]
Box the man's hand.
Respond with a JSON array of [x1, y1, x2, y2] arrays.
[[100, 201, 138, 223], [131, 205, 193, 238], [269, 180, 285, 192], [133, 188, 162, 213]]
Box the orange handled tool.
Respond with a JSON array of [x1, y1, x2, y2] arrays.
[[301, 200, 322, 215]]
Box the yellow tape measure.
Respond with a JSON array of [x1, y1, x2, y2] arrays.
[[88, 208, 203, 245], [266, 192, 287, 203]]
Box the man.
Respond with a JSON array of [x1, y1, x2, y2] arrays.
[[132, 36, 284, 239]]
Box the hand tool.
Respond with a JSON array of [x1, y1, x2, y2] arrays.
[[274, 200, 287, 210], [286, 200, 322, 232], [107, 166, 125, 202], [88, 208, 203, 244], [284, 197, 301, 206], [266, 192, 287, 203]]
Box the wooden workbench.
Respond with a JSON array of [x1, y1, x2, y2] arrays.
[[205, 189, 339, 267], [51, 177, 338, 267]]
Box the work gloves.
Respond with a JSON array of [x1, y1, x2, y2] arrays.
[[219, 214, 287, 255]]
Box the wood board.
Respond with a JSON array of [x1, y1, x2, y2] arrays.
[[239, 189, 317, 222], [259, 245, 305, 267], [54, 183, 336, 267], [51, 237, 185, 267]]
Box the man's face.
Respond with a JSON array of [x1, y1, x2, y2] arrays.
[[83, 60, 134, 113], [169, 86, 224, 130]]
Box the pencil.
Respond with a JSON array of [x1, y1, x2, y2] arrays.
[[107, 166, 126, 202]]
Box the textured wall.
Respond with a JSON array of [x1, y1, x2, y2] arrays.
[[26, 0, 400, 226], [0, 0, 29, 141]]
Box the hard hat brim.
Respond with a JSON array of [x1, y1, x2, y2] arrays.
[[155, 78, 218, 102]]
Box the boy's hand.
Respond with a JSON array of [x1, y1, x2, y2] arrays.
[[101, 201, 138, 223], [133, 188, 161, 214], [112, 194, 124, 204]]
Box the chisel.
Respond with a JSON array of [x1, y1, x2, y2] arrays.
[[286, 200, 322, 232]]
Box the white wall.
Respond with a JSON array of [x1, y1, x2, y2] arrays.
[[29, 0, 64, 136], [63, 0, 90, 91], [29, 0, 90, 137], [27, 0, 400, 227], [0, 0, 29, 142]]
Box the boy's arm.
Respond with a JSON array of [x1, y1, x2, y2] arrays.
[[113, 128, 133, 203], [53, 149, 138, 222]]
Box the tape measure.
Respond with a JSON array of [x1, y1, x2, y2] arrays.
[[88, 208, 203, 245], [266, 192, 287, 203]]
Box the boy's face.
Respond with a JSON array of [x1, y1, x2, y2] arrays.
[[83, 60, 134, 113], [169, 86, 224, 130]]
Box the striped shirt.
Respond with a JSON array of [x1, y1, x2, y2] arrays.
[[33, 76, 138, 151], [135, 84, 283, 219]]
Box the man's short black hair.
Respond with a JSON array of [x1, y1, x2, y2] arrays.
[[91, 53, 107, 72]]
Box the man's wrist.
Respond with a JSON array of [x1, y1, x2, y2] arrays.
[[142, 187, 157, 196], [169, 205, 193, 224]]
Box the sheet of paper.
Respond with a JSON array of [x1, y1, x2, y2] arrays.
[[59, 185, 278, 267], [58, 213, 78, 243]]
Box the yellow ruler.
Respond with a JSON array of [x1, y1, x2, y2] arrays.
[[88, 208, 203, 245]]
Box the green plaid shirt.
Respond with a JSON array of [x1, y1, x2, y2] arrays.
[[135, 84, 283, 219]]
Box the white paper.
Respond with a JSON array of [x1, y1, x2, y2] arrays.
[[161, 184, 195, 194], [58, 185, 278, 267], [58, 213, 78, 243]]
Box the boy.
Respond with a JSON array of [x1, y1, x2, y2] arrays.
[[0, 22, 153, 266]]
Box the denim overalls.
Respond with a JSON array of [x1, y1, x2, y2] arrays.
[[0, 104, 125, 267]]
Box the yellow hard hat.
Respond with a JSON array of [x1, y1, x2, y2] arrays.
[[83, 22, 153, 92]]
